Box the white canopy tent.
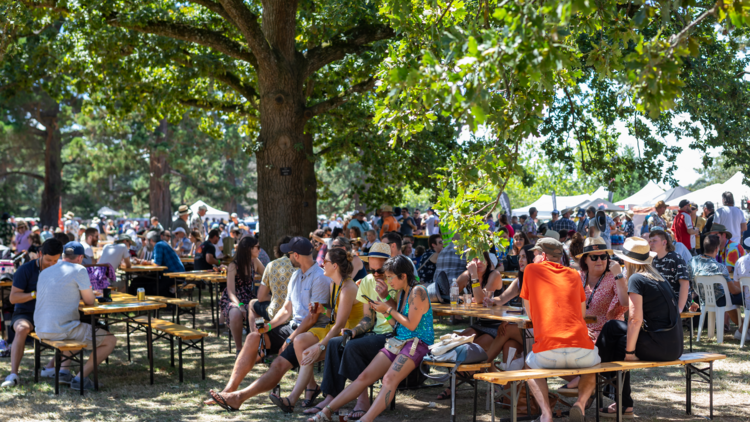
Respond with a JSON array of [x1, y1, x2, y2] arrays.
[[666, 172, 750, 207], [511, 187, 610, 220], [616, 181, 665, 209], [187, 200, 230, 221], [97, 206, 121, 217], [719, 172, 750, 203]]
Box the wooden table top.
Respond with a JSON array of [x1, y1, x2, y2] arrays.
[[432, 303, 596, 329], [0, 281, 11, 288], [121, 265, 168, 273], [80, 293, 165, 315], [180, 257, 194, 263], [164, 270, 215, 278]]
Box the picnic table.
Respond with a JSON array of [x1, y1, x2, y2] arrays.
[[120, 265, 168, 293], [79, 292, 166, 390], [180, 257, 194, 264]]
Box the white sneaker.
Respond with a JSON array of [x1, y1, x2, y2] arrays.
[[1, 374, 20, 388], [41, 367, 56, 378]]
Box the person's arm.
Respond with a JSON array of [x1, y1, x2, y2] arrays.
[[121, 254, 132, 269], [225, 263, 240, 307], [625, 293, 643, 360], [80, 288, 96, 306], [372, 285, 429, 331], [350, 300, 377, 338], [253, 257, 265, 277], [487, 278, 519, 307], [677, 279, 690, 310], [206, 252, 219, 266], [9, 286, 34, 305], [374, 278, 397, 309], [407, 218, 417, 230], [473, 270, 502, 304], [609, 262, 629, 307], [256, 283, 271, 302], [301, 283, 358, 365]]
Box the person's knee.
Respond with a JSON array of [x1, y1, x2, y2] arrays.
[[14, 321, 32, 335], [382, 372, 400, 387]]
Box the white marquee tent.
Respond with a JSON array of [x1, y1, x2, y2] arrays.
[[188, 200, 230, 221], [666, 172, 750, 207], [616, 181, 665, 209], [512, 187, 610, 220]]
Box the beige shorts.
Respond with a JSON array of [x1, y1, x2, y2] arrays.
[[39, 323, 109, 350]]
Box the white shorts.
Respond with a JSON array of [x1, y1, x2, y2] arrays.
[[526, 346, 601, 370], [39, 323, 108, 350]]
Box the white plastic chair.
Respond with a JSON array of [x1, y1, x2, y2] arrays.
[[695, 275, 742, 344], [739, 277, 750, 348]]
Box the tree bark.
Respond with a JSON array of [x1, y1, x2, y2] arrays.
[[37, 103, 62, 228], [149, 119, 173, 227], [224, 157, 238, 214]]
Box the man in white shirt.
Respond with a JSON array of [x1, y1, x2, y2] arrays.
[[63, 212, 79, 241], [714, 191, 747, 244], [423, 208, 440, 235], [98, 235, 133, 271], [80, 227, 99, 265], [733, 237, 750, 340]]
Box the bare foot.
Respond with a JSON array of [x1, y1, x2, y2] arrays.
[[304, 395, 333, 414]]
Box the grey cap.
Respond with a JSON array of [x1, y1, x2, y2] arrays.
[[531, 238, 564, 257]]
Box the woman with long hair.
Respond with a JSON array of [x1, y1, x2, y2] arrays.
[[189, 230, 202, 256], [219, 236, 266, 352], [307, 255, 433, 422], [596, 237, 683, 418], [348, 227, 362, 242], [362, 230, 378, 255], [270, 247, 363, 413], [499, 214, 514, 238], [502, 232, 530, 272], [330, 237, 368, 282]]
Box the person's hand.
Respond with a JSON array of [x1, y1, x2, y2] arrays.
[[383, 223, 389, 231], [341, 328, 357, 339], [301, 344, 322, 366], [497, 322, 507, 336], [624, 354, 639, 362], [370, 300, 391, 314], [689, 302, 700, 312], [308, 302, 325, 315], [483, 296, 495, 308], [375, 278, 389, 298], [257, 323, 270, 334], [609, 260, 622, 276], [279, 340, 289, 353], [93, 290, 103, 297], [467, 259, 479, 279]]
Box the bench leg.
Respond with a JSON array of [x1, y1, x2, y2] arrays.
[[201, 337, 206, 380], [451, 372, 456, 422], [709, 361, 714, 420], [178, 337, 184, 383], [510, 381, 517, 422], [616, 371, 623, 422], [170, 333, 175, 367], [91, 314, 99, 391], [690, 316, 694, 353], [686, 364, 692, 415], [54, 349, 61, 395], [472, 376, 478, 422], [78, 350, 84, 396], [596, 374, 601, 422], [147, 311, 154, 385], [490, 383, 496, 422], [126, 321, 132, 362], [34, 339, 40, 384]]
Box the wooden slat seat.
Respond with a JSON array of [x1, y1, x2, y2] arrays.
[[30, 333, 87, 351], [424, 361, 492, 372], [133, 316, 206, 340], [423, 360, 493, 422], [30, 333, 87, 395]]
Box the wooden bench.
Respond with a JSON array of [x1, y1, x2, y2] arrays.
[[30, 333, 87, 395], [133, 316, 208, 382], [474, 352, 725, 422], [423, 361, 493, 422], [146, 296, 199, 328]]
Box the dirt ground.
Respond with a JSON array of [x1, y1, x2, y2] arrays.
[[1, 301, 748, 422]]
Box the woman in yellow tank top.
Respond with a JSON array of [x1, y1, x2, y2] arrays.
[[269, 248, 363, 412]]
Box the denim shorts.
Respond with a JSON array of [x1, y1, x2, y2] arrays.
[[526, 346, 602, 370]]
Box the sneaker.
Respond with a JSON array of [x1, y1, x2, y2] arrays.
[[57, 371, 73, 384], [40, 367, 57, 378], [70, 376, 96, 391], [1, 374, 20, 388]]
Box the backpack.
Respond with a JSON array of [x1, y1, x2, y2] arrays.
[[419, 343, 488, 382]]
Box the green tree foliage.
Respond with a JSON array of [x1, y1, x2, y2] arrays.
[[688, 154, 744, 191]]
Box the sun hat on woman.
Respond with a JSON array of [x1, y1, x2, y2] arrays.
[[613, 236, 656, 265]]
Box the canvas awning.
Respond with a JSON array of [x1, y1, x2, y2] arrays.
[[187, 200, 230, 221], [616, 181, 665, 208]]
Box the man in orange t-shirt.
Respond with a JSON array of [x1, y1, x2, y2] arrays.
[[520, 238, 600, 422], [378, 205, 401, 239]]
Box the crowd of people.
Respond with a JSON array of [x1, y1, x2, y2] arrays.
[[1, 191, 750, 421]]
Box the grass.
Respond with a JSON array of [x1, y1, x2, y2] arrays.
[[1, 302, 749, 421]]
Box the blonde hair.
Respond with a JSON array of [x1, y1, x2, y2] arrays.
[[625, 261, 664, 282]]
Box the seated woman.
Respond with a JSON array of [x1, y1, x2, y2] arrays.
[[349, 227, 362, 243], [596, 237, 683, 418], [330, 237, 368, 282], [307, 255, 433, 422], [557, 237, 628, 397], [361, 230, 378, 256], [219, 236, 265, 352], [188, 230, 201, 256], [502, 232, 530, 272], [482, 246, 535, 364], [436, 251, 503, 400], [269, 247, 363, 412]]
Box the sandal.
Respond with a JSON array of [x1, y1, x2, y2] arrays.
[[209, 390, 239, 412], [348, 409, 367, 421], [599, 407, 634, 419], [301, 385, 322, 408], [269, 393, 294, 414], [569, 405, 584, 422], [308, 410, 333, 422], [436, 387, 452, 400], [304, 405, 324, 415]]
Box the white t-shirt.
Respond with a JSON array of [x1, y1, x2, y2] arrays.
[[714, 206, 745, 243], [80, 240, 95, 266], [424, 214, 440, 235], [97, 243, 131, 270], [733, 253, 750, 309], [681, 212, 695, 249]]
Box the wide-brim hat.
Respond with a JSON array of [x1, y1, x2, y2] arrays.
[[115, 234, 132, 243], [367, 242, 391, 259], [542, 230, 560, 241], [625, 210, 634, 219], [380, 205, 393, 213], [178, 205, 190, 215], [92, 217, 101, 223], [708, 223, 732, 239], [614, 236, 656, 265], [576, 236, 613, 259], [65, 211, 75, 218]]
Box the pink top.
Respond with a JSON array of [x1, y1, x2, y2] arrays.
[[578, 270, 628, 342]]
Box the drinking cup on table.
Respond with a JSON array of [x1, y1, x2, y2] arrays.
[[464, 293, 472, 306], [103, 288, 111, 299]]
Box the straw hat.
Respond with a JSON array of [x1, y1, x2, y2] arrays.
[[380, 205, 394, 213], [614, 236, 656, 265], [178, 205, 190, 215], [65, 211, 75, 218], [92, 217, 101, 224], [367, 242, 391, 259], [575, 236, 613, 259]]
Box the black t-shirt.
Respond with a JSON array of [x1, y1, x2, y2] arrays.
[[12, 259, 41, 315], [194, 240, 216, 270], [652, 252, 689, 296], [628, 273, 675, 331], [400, 217, 416, 236]]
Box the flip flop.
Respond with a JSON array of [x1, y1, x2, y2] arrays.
[[301, 385, 322, 408], [269, 393, 295, 414], [569, 405, 584, 422], [599, 407, 634, 419], [348, 409, 367, 421], [209, 390, 239, 412]]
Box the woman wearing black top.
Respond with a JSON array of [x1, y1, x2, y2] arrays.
[[502, 232, 530, 272], [596, 237, 684, 418]]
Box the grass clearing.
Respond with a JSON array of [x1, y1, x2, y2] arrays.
[[1, 303, 749, 421]]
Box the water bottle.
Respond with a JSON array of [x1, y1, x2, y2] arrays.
[[450, 278, 459, 308]]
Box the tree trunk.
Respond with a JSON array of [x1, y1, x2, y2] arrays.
[[149, 119, 172, 227], [224, 158, 238, 214], [38, 104, 62, 228]]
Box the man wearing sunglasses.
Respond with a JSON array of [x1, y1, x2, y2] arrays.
[[307, 242, 399, 419], [381, 232, 419, 279]]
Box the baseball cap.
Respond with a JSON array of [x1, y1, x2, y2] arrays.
[[280, 236, 314, 255], [531, 238, 563, 257], [173, 227, 186, 235], [542, 230, 560, 241], [703, 201, 714, 211], [744, 237, 750, 249], [577, 209, 586, 217], [231, 212, 238, 218], [551, 209, 559, 215], [146, 231, 161, 241], [678, 199, 691, 208], [63, 241, 85, 256]]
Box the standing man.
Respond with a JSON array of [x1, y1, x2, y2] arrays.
[[413, 209, 423, 233], [672, 199, 699, 254], [511, 215, 522, 233], [33, 242, 117, 390], [227, 212, 240, 234], [195, 229, 221, 270], [80, 227, 99, 266], [575, 208, 589, 236], [423, 209, 440, 236], [136, 231, 185, 296], [1, 239, 63, 388], [346, 211, 371, 238], [171, 205, 190, 234], [190, 205, 208, 239], [64, 212, 80, 241], [378, 205, 400, 238], [700, 201, 716, 253], [417, 234, 444, 284], [399, 208, 418, 238], [522, 238, 600, 422], [549, 210, 560, 228], [522, 207, 540, 245], [714, 192, 747, 244], [552, 209, 576, 234]]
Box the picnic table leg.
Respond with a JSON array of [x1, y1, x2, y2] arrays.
[[91, 313, 99, 391], [616, 371, 623, 422], [472, 376, 478, 422], [519, 330, 533, 420], [690, 317, 694, 353], [451, 371, 456, 422], [709, 361, 714, 420], [595, 374, 601, 422], [201, 337, 205, 380], [510, 381, 517, 422], [490, 383, 495, 422], [54, 349, 60, 395], [209, 282, 216, 330], [148, 310, 154, 385]]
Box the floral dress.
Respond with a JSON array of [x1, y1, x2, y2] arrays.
[[578, 270, 628, 342], [220, 264, 256, 322]]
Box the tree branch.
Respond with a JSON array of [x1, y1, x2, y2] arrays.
[[186, 0, 234, 23], [304, 23, 395, 79], [667, 2, 718, 56], [106, 14, 258, 66], [217, 0, 275, 67], [179, 98, 256, 118], [306, 77, 376, 117], [0, 171, 44, 181], [172, 55, 259, 106]]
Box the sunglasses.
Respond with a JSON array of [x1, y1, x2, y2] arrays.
[[587, 254, 607, 261], [324, 259, 332, 264], [369, 268, 385, 275]]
